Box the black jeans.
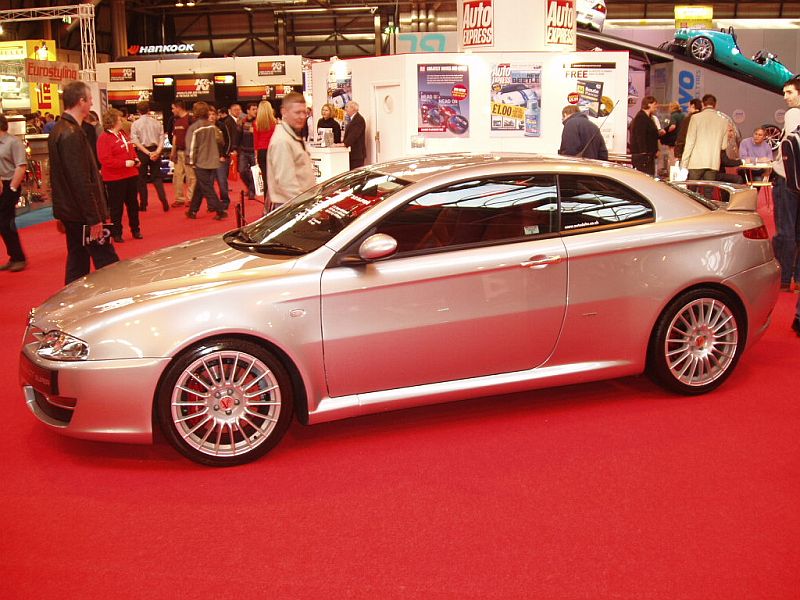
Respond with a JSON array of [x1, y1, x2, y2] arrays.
[[136, 146, 168, 209], [0, 181, 25, 263], [105, 176, 140, 237], [62, 221, 119, 285], [189, 167, 225, 214], [631, 154, 655, 176], [238, 151, 256, 197]]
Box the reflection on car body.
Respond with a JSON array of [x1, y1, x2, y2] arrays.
[[19, 154, 780, 466]]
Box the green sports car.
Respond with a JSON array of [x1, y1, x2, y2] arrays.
[[667, 27, 795, 90]]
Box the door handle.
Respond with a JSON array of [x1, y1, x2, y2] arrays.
[[520, 254, 562, 268]]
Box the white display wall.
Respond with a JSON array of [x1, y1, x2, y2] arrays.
[[311, 51, 629, 167]]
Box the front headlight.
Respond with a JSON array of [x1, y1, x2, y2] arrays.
[[37, 330, 89, 361]]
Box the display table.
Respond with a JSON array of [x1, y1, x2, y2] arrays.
[[308, 145, 350, 183], [739, 163, 773, 211]]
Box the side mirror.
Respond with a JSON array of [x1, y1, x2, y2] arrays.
[[358, 233, 398, 261]]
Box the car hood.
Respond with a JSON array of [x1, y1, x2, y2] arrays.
[[33, 235, 297, 330]]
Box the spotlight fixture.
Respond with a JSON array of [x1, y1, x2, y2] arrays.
[[175, 1, 184, 6], [186, 1, 195, 5]]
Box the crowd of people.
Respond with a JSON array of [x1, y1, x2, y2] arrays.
[[1, 82, 369, 283]]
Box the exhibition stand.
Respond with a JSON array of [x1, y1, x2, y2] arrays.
[[311, 0, 628, 166], [309, 146, 350, 182]]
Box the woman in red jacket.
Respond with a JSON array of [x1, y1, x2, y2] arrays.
[[253, 100, 277, 203], [97, 108, 141, 242]]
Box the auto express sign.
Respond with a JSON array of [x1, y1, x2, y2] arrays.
[[461, 0, 493, 48], [544, 0, 576, 50]]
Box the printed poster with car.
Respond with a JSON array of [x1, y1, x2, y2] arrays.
[[418, 64, 470, 137], [490, 63, 542, 137], [559, 60, 619, 150]]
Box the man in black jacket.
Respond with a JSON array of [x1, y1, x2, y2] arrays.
[[48, 80, 119, 284], [343, 101, 366, 169], [558, 105, 608, 160], [629, 96, 660, 175]]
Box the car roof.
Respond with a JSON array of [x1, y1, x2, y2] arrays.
[[367, 152, 626, 183]]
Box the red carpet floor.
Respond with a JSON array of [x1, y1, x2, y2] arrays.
[[1, 182, 799, 599]]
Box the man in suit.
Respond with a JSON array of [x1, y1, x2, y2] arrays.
[[343, 101, 366, 169], [681, 94, 730, 181], [629, 96, 659, 176]]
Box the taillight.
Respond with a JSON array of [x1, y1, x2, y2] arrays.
[[743, 225, 769, 239], [594, 3, 607, 13]]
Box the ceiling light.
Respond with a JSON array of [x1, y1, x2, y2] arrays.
[[186, 1, 195, 5], [175, 1, 184, 5]]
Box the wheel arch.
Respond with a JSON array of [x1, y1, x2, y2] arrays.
[[151, 332, 311, 432], [645, 282, 748, 367]]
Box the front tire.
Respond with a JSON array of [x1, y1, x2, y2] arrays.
[[688, 37, 714, 62], [647, 289, 745, 395], [157, 338, 294, 466]]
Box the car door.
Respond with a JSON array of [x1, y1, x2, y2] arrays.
[[320, 173, 568, 398]]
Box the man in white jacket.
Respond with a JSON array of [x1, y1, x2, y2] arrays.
[[681, 94, 730, 181], [267, 92, 316, 211]]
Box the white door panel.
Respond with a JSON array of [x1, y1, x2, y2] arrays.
[[373, 83, 404, 163]]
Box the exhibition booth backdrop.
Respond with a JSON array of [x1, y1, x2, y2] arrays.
[[311, 51, 629, 166], [96, 55, 304, 110]]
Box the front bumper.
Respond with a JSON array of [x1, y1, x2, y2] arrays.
[[19, 349, 170, 444]]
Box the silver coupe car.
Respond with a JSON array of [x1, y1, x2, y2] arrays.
[[19, 154, 780, 466]]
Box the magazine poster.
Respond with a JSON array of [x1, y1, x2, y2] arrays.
[[489, 63, 542, 137], [326, 64, 352, 122], [560, 61, 619, 149], [417, 64, 470, 137]]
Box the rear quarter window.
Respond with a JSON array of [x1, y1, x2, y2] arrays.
[[558, 174, 655, 232]]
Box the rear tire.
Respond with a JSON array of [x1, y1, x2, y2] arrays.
[[157, 338, 294, 466], [647, 289, 745, 395]]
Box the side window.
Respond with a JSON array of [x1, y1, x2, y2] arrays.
[[375, 174, 558, 253], [558, 175, 655, 232]]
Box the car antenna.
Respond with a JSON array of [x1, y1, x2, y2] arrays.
[[576, 97, 621, 159]]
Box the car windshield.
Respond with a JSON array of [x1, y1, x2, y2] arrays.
[[224, 169, 411, 255]]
